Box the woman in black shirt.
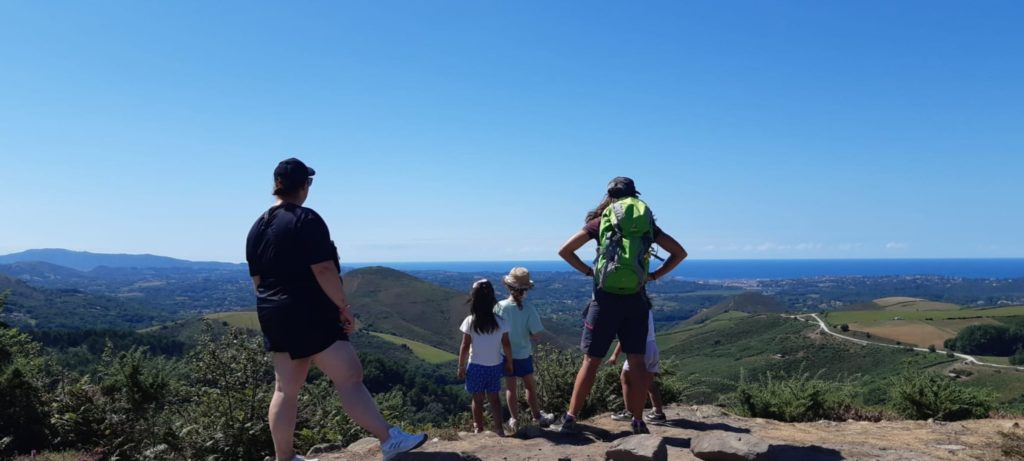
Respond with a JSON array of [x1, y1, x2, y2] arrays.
[[246, 158, 426, 461]]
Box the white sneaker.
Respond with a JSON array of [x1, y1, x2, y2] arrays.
[[380, 426, 428, 461], [507, 418, 518, 433], [537, 412, 555, 428], [283, 456, 317, 461]]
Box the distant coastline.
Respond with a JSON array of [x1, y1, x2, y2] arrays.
[[344, 258, 1024, 279]]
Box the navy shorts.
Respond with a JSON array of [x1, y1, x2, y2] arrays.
[[465, 363, 504, 393], [580, 289, 650, 358], [503, 356, 535, 378]]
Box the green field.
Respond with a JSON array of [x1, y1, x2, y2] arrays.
[[204, 311, 261, 330], [826, 305, 1024, 324], [368, 331, 457, 364]]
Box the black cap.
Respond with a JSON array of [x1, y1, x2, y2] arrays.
[[274, 158, 316, 188], [607, 176, 639, 198]]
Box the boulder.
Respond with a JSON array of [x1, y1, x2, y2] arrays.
[[346, 436, 381, 453], [606, 434, 667, 461], [307, 442, 345, 456], [690, 431, 769, 461]]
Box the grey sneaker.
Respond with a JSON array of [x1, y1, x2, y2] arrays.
[[631, 420, 650, 435], [643, 411, 667, 423], [610, 410, 632, 421], [537, 411, 555, 428], [380, 426, 427, 461], [558, 414, 580, 434]]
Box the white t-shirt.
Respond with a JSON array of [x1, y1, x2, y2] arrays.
[[646, 310, 656, 342], [459, 315, 509, 366]]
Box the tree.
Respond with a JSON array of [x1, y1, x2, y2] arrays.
[[839, 324, 850, 333], [928, 345, 937, 353]]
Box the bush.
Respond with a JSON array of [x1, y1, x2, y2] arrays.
[[723, 369, 857, 422], [1011, 349, 1024, 366], [839, 324, 849, 333], [0, 292, 50, 457], [928, 345, 936, 353], [888, 371, 994, 421], [533, 344, 621, 418]]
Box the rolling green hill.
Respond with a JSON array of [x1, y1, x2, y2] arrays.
[[343, 266, 467, 352], [190, 310, 457, 364], [682, 292, 787, 326]]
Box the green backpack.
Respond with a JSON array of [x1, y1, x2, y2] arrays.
[[595, 197, 655, 294]]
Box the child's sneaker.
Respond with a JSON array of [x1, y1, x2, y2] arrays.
[[537, 411, 556, 428], [610, 410, 632, 421], [631, 420, 650, 435], [643, 411, 667, 423], [558, 414, 580, 434], [380, 426, 428, 461]]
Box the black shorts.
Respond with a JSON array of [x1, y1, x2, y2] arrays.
[[258, 303, 348, 359], [580, 289, 650, 358]]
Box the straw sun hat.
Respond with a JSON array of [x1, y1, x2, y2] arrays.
[[503, 267, 535, 290]]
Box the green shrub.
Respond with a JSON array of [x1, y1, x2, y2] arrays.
[[1011, 349, 1024, 366], [888, 371, 994, 421], [0, 292, 51, 457], [533, 344, 621, 418], [176, 326, 274, 460], [723, 369, 857, 422]]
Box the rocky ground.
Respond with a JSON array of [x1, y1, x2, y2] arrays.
[[313, 404, 1020, 461]]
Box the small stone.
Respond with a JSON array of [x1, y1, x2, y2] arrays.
[[607, 434, 667, 461], [557, 458, 572, 461], [934, 444, 967, 451], [306, 442, 345, 456], [1010, 422, 1021, 430]]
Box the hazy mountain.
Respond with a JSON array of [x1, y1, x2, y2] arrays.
[[0, 248, 242, 271]]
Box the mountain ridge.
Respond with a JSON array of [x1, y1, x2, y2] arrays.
[[0, 248, 243, 271]]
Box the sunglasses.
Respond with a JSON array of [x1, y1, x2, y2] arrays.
[[306, 177, 314, 186]]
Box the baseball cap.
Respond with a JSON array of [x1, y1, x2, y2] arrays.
[[607, 176, 640, 198], [274, 158, 316, 188]]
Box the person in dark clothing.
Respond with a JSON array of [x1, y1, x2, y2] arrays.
[[555, 177, 687, 435], [246, 158, 426, 461]]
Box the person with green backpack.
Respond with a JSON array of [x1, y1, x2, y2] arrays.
[[556, 177, 687, 435]]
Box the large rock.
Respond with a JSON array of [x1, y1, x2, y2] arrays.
[[690, 431, 769, 461], [346, 436, 381, 453], [307, 442, 345, 456], [606, 434, 668, 461]]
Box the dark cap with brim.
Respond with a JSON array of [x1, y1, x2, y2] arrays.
[[607, 176, 639, 198], [274, 158, 315, 187]]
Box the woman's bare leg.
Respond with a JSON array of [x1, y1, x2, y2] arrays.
[[312, 341, 390, 440], [270, 352, 311, 461]]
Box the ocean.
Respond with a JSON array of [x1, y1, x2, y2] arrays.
[[345, 259, 1024, 280]]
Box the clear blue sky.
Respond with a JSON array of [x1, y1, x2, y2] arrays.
[[1, 1, 1021, 263]]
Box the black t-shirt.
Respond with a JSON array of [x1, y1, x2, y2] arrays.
[[245, 203, 339, 312]]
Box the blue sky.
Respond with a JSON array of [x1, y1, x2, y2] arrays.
[[1, 1, 1021, 263]]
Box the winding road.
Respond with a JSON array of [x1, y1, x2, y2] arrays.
[[793, 313, 1024, 371]]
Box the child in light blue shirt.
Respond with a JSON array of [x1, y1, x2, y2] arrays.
[[494, 267, 555, 431]]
